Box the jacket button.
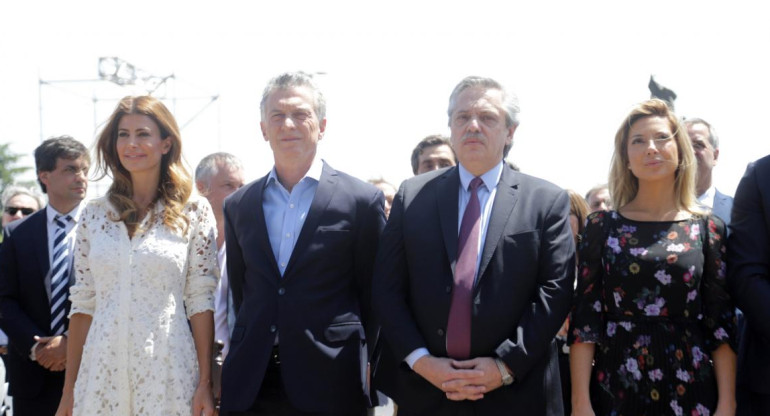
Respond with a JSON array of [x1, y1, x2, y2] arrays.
[[269, 325, 277, 333], [437, 328, 445, 336], [278, 287, 285, 295], [445, 285, 452, 293]]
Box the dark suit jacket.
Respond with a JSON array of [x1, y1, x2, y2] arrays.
[[0, 208, 68, 400], [372, 165, 575, 415], [728, 154, 770, 395], [219, 162, 385, 414]]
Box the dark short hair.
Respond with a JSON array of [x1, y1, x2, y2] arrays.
[[410, 134, 455, 175], [34, 136, 89, 193]]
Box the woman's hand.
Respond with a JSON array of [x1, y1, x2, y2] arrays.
[[55, 389, 75, 416], [192, 382, 215, 416]]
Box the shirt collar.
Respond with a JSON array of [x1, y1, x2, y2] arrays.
[[697, 185, 716, 204], [46, 202, 84, 225], [458, 161, 503, 192], [266, 157, 324, 189]]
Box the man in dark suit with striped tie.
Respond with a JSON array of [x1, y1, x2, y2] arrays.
[[0, 136, 90, 416]]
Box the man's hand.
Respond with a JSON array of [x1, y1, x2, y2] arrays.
[[412, 355, 485, 401], [34, 335, 67, 371], [441, 357, 507, 401]]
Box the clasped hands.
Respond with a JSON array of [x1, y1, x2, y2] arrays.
[[34, 335, 67, 371], [413, 355, 507, 401]]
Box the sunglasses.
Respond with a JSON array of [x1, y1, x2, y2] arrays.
[[4, 206, 35, 216]]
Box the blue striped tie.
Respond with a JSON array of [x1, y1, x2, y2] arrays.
[[50, 214, 72, 335]]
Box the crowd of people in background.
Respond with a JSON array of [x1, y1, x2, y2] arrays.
[[0, 71, 767, 416]]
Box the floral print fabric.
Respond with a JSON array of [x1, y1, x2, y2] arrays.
[[569, 211, 736, 416]]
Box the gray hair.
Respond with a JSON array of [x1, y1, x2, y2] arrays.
[[684, 117, 719, 149], [1, 184, 46, 211], [447, 76, 520, 129], [260, 72, 326, 122], [195, 152, 244, 189]]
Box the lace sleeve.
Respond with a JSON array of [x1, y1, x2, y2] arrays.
[[69, 203, 95, 317], [569, 210, 608, 345], [700, 215, 737, 352], [183, 199, 219, 318]]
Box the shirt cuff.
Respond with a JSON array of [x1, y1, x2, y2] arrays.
[[29, 341, 40, 361], [405, 348, 430, 369]]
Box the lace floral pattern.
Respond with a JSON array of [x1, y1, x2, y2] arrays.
[[69, 196, 218, 415]]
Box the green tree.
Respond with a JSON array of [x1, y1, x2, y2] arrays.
[[0, 142, 32, 190]]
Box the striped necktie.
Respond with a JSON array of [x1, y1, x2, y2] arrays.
[[50, 214, 72, 335]]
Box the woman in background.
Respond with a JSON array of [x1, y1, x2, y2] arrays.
[[569, 99, 736, 416], [56, 96, 218, 416], [557, 189, 590, 416]]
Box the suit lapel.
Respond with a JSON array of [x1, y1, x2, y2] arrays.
[[283, 162, 338, 277], [476, 166, 519, 285], [437, 168, 460, 277], [34, 210, 51, 282]]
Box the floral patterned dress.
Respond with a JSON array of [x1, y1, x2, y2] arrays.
[[569, 211, 736, 416]]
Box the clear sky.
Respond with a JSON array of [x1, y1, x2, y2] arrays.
[[1, 1, 768, 198]]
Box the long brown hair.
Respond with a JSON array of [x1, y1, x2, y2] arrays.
[[95, 96, 192, 236]]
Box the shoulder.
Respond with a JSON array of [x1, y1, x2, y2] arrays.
[[508, 169, 565, 197], [226, 175, 266, 208], [184, 195, 214, 217], [322, 162, 380, 199], [400, 166, 454, 195], [703, 213, 727, 236]]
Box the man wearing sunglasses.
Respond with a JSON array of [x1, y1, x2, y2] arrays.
[[1, 185, 45, 229], [0, 136, 89, 416]]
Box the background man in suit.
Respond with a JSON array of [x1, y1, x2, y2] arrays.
[[220, 72, 385, 416], [195, 152, 245, 360], [585, 184, 612, 213], [410, 134, 456, 175], [686, 117, 733, 224], [728, 154, 770, 416], [372, 76, 575, 416], [0, 136, 89, 416]]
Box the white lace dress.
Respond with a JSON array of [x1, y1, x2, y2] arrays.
[[68, 196, 218, 416]]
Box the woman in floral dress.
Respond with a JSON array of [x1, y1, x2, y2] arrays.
[[569, 99, 737, 416]]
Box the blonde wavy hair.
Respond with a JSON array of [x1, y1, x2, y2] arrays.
[[95, 96, 192, 236], [609, 99, 702, 214]]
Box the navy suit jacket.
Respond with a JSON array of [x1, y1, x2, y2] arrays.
[[219, 161, 385, 414], [372, 165, 575, 415], [0, 208, 69, 399], [728, 154, 770, 394]]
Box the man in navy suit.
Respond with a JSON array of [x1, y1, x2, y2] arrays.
[[728, 154, 770, 416], [372, 76, 575, 415], [0, 136, 89, 416], [219, 72, 385, 416], [686, 117, 733, 225]]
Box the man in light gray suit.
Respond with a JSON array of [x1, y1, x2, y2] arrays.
[[686, 117, 733, 224]]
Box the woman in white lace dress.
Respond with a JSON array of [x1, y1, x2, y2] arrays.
[[56, 96, 218, 416]]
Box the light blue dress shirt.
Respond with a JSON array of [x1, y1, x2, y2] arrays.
[[262, 158, 323, 276], [405, 161, 504, 368]]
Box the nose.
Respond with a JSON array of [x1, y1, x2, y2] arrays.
[[11, 210, 23, 220], [282, 116, 296, 129], [468, 116, 481, 132], [645, 139, 659, 154]]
